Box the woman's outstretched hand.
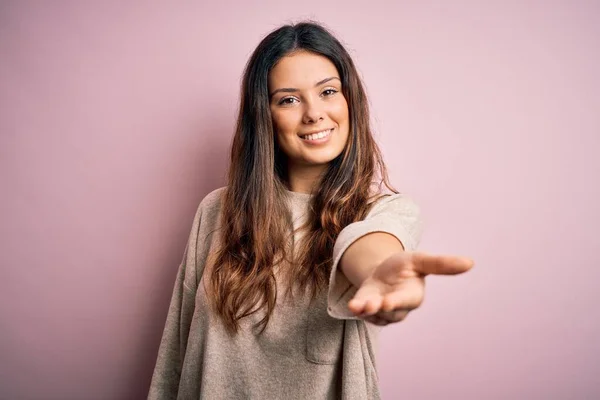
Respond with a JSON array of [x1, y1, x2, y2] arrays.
[[348, 252, 474, 326]]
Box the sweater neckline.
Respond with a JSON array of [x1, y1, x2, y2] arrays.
[[284, 189, 313, 201]]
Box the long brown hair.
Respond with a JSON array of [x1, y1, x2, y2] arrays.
[[210, 21, 396, 333]]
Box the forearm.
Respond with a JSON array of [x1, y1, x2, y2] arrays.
[[339, 232, 405, 287]]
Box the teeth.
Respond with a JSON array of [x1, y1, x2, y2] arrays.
[[301, 129, 331, 141]]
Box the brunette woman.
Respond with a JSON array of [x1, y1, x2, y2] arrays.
[[148, 21, 473, 400]]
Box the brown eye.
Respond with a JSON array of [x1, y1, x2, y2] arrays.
[[278, 97, 299, 105], [322, 88, 338, 96]]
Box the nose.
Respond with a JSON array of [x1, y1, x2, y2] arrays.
[[302, 98, 324, 124]]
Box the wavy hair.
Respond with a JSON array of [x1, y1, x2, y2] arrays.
[[209, 21, 396, 333]]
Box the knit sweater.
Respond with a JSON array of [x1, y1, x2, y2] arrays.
[[148, 187, 423, 400]]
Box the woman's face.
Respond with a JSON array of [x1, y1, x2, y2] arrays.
[[268, 51, 350, 174]]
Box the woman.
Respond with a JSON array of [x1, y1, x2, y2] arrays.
[[148, 21, 473, 399]]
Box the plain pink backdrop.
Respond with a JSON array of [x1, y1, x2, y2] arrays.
[[1, 1, 598, 399]]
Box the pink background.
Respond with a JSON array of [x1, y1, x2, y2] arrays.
[[1, 1, 598, 399]]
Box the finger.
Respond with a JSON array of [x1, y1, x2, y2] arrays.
[[364, 315, 389, 326], [348, 289, 375, 314], [349, 296, 383, 316], [348, 281, 383, 315], [377, 309, 410, 323], [356, 295, 383, 317], [410, 252, 474, 276]]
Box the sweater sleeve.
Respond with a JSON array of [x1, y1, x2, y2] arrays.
[[327, 194, 424, 320], [147, 202, 204, 400]]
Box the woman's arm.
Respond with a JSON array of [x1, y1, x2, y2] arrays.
[[340, 232, 474, 325], [340, 231, 404, 287]]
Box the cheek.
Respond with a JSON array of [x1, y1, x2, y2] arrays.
[[329, 98, 350, 126], [331, 99, 350, 145], [271, 110, 301, 135]]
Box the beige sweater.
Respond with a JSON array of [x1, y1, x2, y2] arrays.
[[148, 187, 423, 400]]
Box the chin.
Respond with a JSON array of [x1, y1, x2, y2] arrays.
[[304, 152, 343, 166]]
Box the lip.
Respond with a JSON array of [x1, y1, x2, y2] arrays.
[[298, 128, 334, 145]]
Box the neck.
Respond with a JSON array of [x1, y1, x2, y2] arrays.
[[287, 163, 328, 194]]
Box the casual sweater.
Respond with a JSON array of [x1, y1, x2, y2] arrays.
[[148, 187, 423, 400]]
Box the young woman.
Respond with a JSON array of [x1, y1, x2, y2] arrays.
[[148, 21, 473, 400]]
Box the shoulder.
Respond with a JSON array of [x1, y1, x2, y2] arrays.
[[189, 186, 227, 230], [198, 186, 227, 213], [361, 193, 424, 250], [366, 193, 421, 219], [335, 192, 424, 252]]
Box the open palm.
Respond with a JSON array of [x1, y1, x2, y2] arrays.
[[348, 251, 474, 326]]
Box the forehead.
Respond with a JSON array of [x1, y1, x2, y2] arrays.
[[268, 51, 339, 88]]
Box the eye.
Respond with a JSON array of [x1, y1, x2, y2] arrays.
[[278, 96, 299, 105], [321, 88, 339, 97]]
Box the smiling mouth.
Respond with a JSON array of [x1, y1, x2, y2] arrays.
[[299, 128, 333, 141]]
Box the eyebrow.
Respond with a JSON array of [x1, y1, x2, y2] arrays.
[[269, 76, 341, 98]]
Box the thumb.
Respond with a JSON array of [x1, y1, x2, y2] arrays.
[[410, 252, 474, 276]]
